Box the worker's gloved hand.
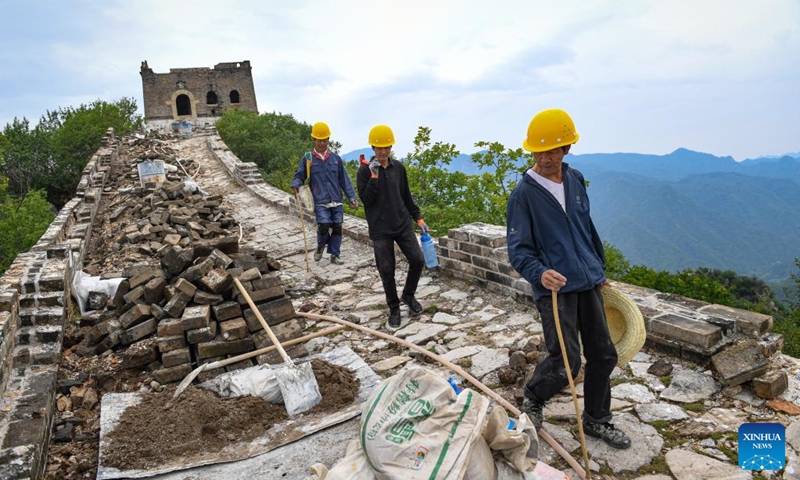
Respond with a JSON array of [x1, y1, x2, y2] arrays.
[[417, 219, 429, 234], [369, 160, 381, 177], [291, 186, 299, 194], [349, 198, 358, 208]]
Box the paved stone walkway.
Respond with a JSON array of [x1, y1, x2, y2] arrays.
[[162, 135, 797, 480]]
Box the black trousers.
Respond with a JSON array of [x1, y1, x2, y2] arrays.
[[524, 286, 618, 424], [372, 226, 425, 310]]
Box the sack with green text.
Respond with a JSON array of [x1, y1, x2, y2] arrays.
[[359, 366, 491, 480]]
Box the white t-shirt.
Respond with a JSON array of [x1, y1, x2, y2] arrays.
[[526, 168, 566, 212]]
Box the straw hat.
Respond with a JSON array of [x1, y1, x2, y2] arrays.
[[602, 286, 646, 366]]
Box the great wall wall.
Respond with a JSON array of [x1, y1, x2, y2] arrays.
[[1, 126, 798, 479]]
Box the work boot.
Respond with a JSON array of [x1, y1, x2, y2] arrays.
[[330, 255, 343, 265], [401, 294, 423, 316], [314, 245, 324, 262], [387, 307, 402, 330], [521, 397, 546, 430], [583, 420, 632, 449]]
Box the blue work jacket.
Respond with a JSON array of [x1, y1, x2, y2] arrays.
[[291, 150, 356, 205], [506, 163, 606, 300]]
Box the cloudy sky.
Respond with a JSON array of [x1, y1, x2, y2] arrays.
[[1, 0, 798, 160]]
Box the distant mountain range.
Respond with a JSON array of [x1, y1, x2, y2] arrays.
[[342, 147, 800, 283]]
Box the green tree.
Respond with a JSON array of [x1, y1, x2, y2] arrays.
[[603, 242, 631, 280], [0, 188, 55, 274], [773, 259, 800, 357], [43, 98, 143, 208], [1, 118, 55, 198], [216, 110, 317, 191]]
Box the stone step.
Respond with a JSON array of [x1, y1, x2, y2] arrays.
[[12, 342, 62, 366], [14, 325, 63, 346], [18, 291, 65, 309], [18, 306, 65, 327]]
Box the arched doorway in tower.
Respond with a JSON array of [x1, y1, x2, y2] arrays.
[[229, 90, 240, 104], [176, 94, 192, 116]]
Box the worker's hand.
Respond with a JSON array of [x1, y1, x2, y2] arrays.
[[369, 160, 381, 178], [541, 269, 567, 291], [349, 198, 358, 208], [291, 186, 299, 194], [416, 219, 429, 234]]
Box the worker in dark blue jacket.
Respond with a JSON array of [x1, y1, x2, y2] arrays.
[[291, 122, 358, 265], [507, 109, 631, 450]]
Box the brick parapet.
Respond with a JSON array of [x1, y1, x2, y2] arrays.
[[206, 134, 372, 244]]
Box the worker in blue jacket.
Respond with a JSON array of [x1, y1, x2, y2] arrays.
[[291, 122, 358, 265], [506, 109, 631, 449]]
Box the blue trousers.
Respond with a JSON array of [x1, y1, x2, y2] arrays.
[[315, 204, 344, 256]]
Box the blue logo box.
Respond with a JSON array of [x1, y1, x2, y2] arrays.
[[738, 422, 785, 471]]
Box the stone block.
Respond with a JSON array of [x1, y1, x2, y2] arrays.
[[651, 313, 722, 349], [122, 286, 145, 305], [173, 278, 198, 299], [163, 293, 190, 318], [121, 318, 157, 345], [199, 267, 233, 294], [180, 258, 214, 283], [243, 297, 295, 331], [187, 321, 218, 344], [759, 333, 784, 357], [87, 291, 109, 311], [196, 336, 255, 359], [753, 370, 788, 399], [209, 249, 234, 269], [711, 340, 769, 386], [162, 347, 192, 368], [240, 267, 262, 282], [236, 286, 284, 305], [220, 318, 248, 340], [181, 305, 211, 331], [699, 304, 773, 338], [212, 301, 243, 321], [119, 304, 151, 329], [128, 267, 164, 289], [143, 277, 167, 304], [161, 247, 193, 276], [157, 335, 187, 354], [252, 274, 282, 290], [112, 279, 130, 310], [194, 291, 225, 305], [152, 363, 192, 384], [118, 342, 158, 369], [157, 318, 183, 337]]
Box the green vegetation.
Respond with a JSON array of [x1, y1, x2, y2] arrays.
[[4, 100, 800, 361], [0, 98, 142, 275]]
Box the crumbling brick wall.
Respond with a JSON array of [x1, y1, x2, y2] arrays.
[[140, 60, 258, 121]]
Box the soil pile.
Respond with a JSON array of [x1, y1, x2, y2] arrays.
[[102, 359, 360, 471]]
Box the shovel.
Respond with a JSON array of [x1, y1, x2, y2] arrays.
[[233, 277, 322, 415], [173, 324, 346, 398]]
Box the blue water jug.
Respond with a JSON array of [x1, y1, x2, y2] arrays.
[[420, 232, 438, 268]]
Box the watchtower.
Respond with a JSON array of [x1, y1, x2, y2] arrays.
[[139, 60, 258, 125]]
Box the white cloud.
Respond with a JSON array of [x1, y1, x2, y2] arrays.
[[1, 0, 798, 160]]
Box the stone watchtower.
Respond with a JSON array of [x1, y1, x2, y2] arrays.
[[139, 60, 258, 127]]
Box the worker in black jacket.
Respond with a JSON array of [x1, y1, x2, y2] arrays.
[[357, 124, 428, 330]]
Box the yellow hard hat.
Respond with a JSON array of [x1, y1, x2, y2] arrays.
[[311, 122, 331, 140], [523, 109, 580, 153], [369, 124, 395, 147]]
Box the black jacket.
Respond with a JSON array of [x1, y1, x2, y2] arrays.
[[357, 159, 421, 240]]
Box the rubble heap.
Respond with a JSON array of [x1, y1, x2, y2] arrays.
[[71, 132, 306, 385]]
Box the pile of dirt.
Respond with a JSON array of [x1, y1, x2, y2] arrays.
[[102, 359, 360, 472]]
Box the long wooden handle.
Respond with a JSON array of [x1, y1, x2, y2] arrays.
[[297, 311, 587, 480], [233, 277, 292, 366], [294, 191, 310, 272], [552, 290, 591, 478], [205, 324, 346, 370]]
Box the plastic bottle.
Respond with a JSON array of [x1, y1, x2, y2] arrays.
[[420, 232, 438, 268]]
